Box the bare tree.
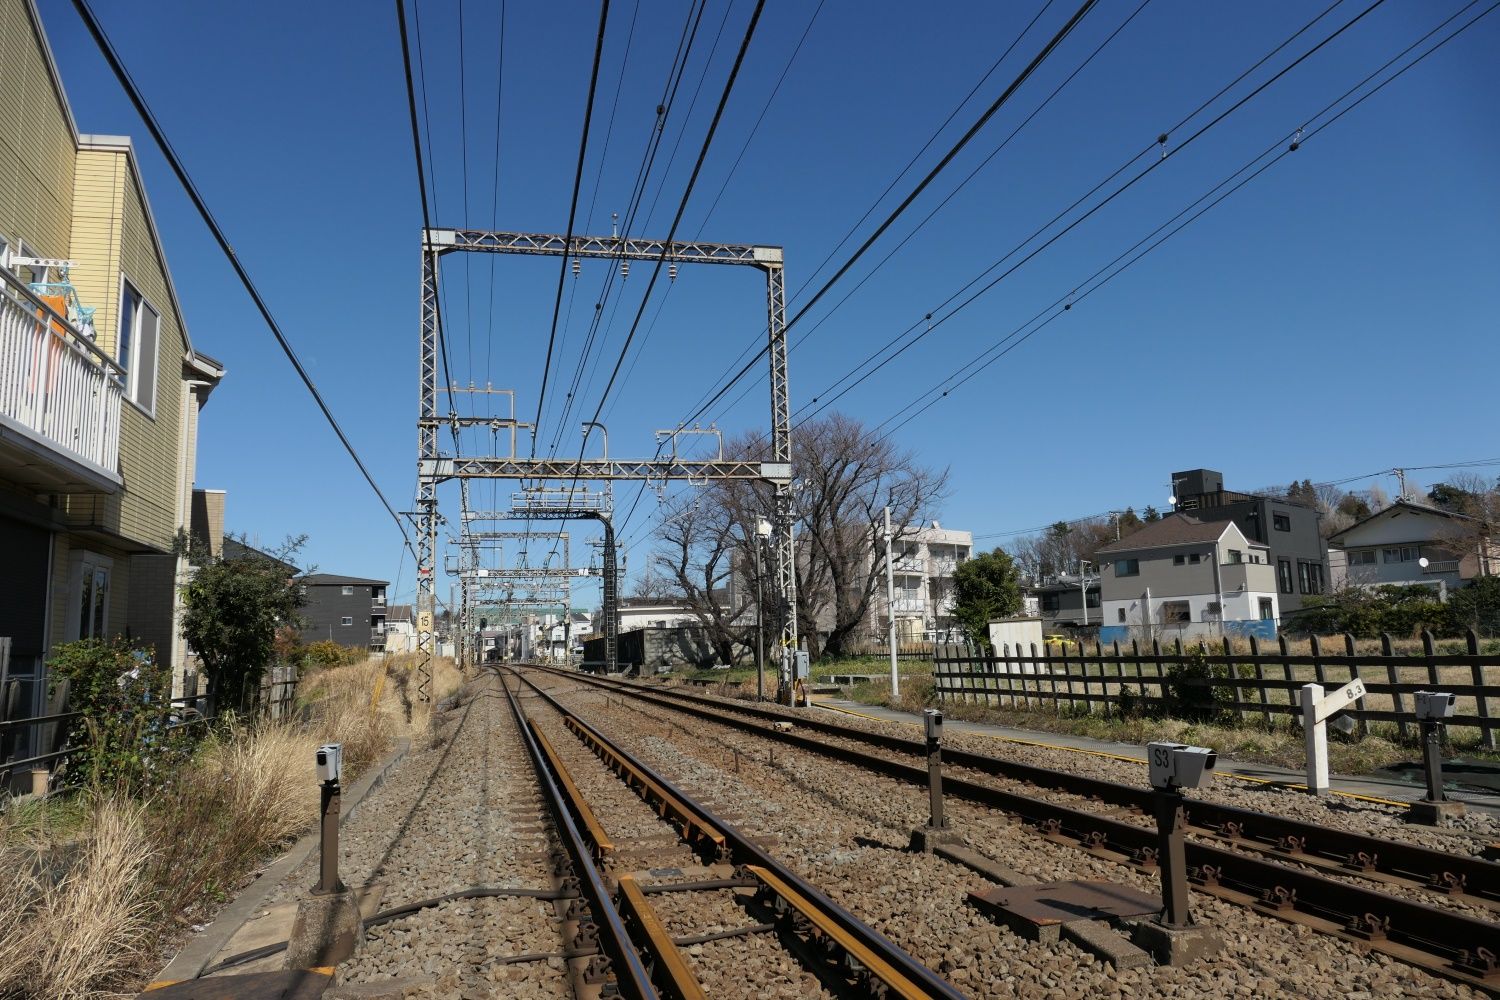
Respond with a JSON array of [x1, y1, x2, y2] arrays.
[[652, 496, 750, 667], [628, 562, 681, 601], [672, 414, 948, 659]]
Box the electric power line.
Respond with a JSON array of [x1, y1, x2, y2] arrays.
[[72, 0, 414, 551]]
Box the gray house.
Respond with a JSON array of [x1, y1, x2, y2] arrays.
[[1170, 468, 1328, 615], [1098, 514, 1280, 643], [297, 574, 388, 649], [1328, 499, 1496, 597]]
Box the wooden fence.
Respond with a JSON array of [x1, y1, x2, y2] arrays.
[[932, 630, 1499, 749]]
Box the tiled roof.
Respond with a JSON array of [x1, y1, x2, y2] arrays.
[[1096, 514, 1235, 554]]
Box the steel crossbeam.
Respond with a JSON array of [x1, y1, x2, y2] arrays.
[[415, 226, 798, 694], [427, 228, 782, 266], [420, 458, 785, 482]]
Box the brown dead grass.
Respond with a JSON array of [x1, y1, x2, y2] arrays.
[[0, 654, 456, 998], [0, 797, 154, 999]]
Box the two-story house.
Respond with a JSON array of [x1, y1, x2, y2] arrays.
[[1, 0, 224, 770], [297, 575, 388, 649], [1024, 574, 1102, 630], [1327, 498, 1495, 597], [1097, 514, 1280, 643], [1169, 468, 1327, 614]]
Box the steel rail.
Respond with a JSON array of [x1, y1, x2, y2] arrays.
[[507, 668, 968, 1000], [497, 675, 662, 999], [544, 665, 1500, 909], [521, 665, 1500, 991]]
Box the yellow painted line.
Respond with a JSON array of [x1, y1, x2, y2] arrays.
[[808, 697, 1410, 808]]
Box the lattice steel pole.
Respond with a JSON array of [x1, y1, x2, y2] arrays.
[[602, 515, 618, 674], [764, 259, 798, 682], [414, 243, 441, 702]]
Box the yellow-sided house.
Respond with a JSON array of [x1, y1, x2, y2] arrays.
[[0, 0, 224, 779]]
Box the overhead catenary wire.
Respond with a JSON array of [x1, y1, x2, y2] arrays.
[[545, 0, 767, 566], [678, 0, 1103, 428], [678, 0, 1060, 424], [543, 0, 708, 460], [531, 0, 612, 455], [691, 0, 1351, 430], [872, 0, 1494, 444], [71, 0, 414, 552], [794, 0, 1393, 430]]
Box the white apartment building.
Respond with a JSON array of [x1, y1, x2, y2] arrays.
[[875, 522, 973, 642]]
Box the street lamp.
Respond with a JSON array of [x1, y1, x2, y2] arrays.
[[754, 517, 772, 702]]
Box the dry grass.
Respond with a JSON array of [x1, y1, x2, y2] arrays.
[[848, 676, 1444, 773], [0, 797, 154, 999], [0, 654, 461, 999]]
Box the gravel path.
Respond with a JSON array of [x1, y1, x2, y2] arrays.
[[529, 671, 1488, 999]]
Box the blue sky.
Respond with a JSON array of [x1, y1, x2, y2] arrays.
[[39, 0, 1500, 607]]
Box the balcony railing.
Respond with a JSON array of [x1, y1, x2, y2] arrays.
[[1422, 559, 1460, 575], [0, 270, 122, 476], [890, 598, 925, 613]]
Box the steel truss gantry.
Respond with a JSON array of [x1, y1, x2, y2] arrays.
[[416, 228, 798, 695]]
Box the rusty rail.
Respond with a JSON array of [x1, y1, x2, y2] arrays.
[[523, 664, 1500, 993]]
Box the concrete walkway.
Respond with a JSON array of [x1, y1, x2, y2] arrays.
[[809, 696, 1500, 816]]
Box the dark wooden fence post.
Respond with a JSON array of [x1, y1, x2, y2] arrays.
[[1345, 633, 1367, 739], [1421, 630, 1439, 688], [1249, 635, 1272, 728], [1152, 637, 1165, 712], [1097, 640, 1110, 719], [1310, 633, 1326, 687], [1383, 632, 1408, 741], [1277, 634, 1293, 713], [1223, 635, 1246, 724], [1469, 629, 1495, 751]]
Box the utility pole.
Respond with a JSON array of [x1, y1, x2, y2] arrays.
[[1079, 560, 1091, 627], [885, 506, 899, 699]]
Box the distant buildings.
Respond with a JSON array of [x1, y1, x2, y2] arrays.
[[1328, 498, 1497, 596], [1169, 469, 1327, 615], [297, 574, 388, 649], [1097, 513, 1280, 642], [874, 522, 973, 643]]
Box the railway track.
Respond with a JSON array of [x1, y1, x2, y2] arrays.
[[520, 663, 1500, 993], [500, 669, 968, 999]]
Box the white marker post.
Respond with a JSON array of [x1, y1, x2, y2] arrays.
[[1300, 677, 1366, 795]]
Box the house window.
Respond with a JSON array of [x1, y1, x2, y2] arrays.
[[1348, 549, 1377, 566], [342, 585, 354, 596], [1114, 558, 1139, 577], [1117, 609, 1126, 623], [340, 616, 353, 626], [1173, 554, 1185, 566], [1278, 559, 1293, 594], [1259, 598, 1275, 620], [1382, 546, 1419, 563], [1226, 549, 1243, 564], [1273, 513, 1291, 532], [1162, 600, 1190, 623], [1041, 593, 1060, 613], [1298, 561, 1324, 595], [1086, 590, 1100, 608], [118, 278, 160, 414], [1189, 553, 1201, 564]]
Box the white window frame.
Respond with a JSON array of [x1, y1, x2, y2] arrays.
[[117, 274, 161, 417], [341, 585, 354, 596], [340, 616, 354, 627], [65, 551, 114, 641]]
